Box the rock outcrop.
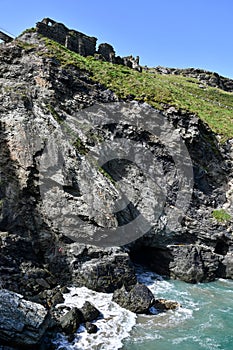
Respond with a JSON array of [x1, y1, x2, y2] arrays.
[[0, 28, 233, 293], [0, 19, 232, 321], [0, 289, 50, 347], [112, 283, 155, 314], [151, 66, 233, 92]]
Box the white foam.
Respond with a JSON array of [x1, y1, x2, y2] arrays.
[[53, 286, 136, 350]]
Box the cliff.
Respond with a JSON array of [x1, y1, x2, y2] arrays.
[[0, 20, 233, 347]]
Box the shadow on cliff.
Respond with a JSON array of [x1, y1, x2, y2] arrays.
[[0, 120, 72, 295]]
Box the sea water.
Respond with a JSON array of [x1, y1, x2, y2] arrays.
[[54, 266, 233, 350]]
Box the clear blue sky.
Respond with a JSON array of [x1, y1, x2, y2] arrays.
[[1, 0, 233, 78]]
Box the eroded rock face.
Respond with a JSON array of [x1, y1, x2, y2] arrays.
[[61, 245, 137, 293], [0, 289, 50, 347], [168, 244, 224, 283], [0, 30, 233, 295], [223, 253, 233, 279]]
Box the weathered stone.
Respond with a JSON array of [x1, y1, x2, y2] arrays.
[[151, 66, 233, 92], [223, 253, 233, 279], [112, 283, 155, 314], [59, 308, 83, 335], [168, 244, 223, 283], [0, 289, 50, 347], [70, 246, 137, 293], [153, 298, 180, 312], [98, 43, 116, 63], [80, 301, 101, 322], [36, 18, 97, 56], [85, 322, 98, 334], [0, 31, 13, 43]]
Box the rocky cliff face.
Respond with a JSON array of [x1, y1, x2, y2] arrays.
[[152, 66, 233, 92], [0, 28, 233, 304]]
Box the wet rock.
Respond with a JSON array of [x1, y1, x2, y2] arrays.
[[80, 301, 101, 322], [85, 322, 98, 334], [59, 308, 83, 335], [223, 253, 233, 279], [153, 298, 180, 312], [68, 245, 137, 293], [168, 244, 224, 283], [0, 289, 50, 347], [112, 283, 155, 314]]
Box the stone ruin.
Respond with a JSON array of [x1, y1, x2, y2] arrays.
[[36, 18, 141, 71]]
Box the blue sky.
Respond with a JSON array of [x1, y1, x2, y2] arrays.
[[1, 0, 233, 78]]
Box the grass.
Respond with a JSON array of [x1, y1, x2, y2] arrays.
[[212, 209, 231, 222], [41, 38, 233, 142]]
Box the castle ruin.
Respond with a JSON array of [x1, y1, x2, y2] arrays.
[[36, 18, 141, 71]]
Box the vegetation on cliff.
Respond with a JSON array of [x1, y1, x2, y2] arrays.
[[40, 37, 233, 142]]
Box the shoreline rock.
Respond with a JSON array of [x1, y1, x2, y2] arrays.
[[0, 289, 50, 348]]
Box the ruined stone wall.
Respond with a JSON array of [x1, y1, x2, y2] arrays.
[[36, 18, 141, 71], [36, 18, 97, 57]]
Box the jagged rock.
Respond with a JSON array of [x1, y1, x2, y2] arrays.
[[80, 301, 101, 322], [223, 253, 233, 279], [59, 308, 83, 335], [112, 283, 155, 314], [0, 21, 233, 302], [0, 289, 50, 347], [66, 245, 137, 293], [153, 298, 180, 312], [168, 244, 224, 283], [85, 322, 98, 334]]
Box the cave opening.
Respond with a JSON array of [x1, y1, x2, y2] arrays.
[[214, 238, 229, 256]]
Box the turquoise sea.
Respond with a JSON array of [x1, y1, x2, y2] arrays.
[[55, 267, 233, 350], [123, 268, 233, 350]]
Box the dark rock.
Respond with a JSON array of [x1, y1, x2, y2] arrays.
[[50, 290, 65, 307], [0, 289, 50, 347], [80, 301, 101, 322], [168, 244, 224, 283], [59, 308, 83, 335], [36, 278, 51, 289], [0, 19, 233, 300], [223, 253, 233, 279], [112, 283, 155, 314], [153, 298, 180, 312], [70, 245, 137, 293], [85, 322, 98, 334]]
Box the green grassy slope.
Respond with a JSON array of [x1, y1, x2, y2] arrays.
[[40, 38, 233, 142]]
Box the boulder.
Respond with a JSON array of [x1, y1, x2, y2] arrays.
[[0, 289, 50, 347], [59, 308, 83, 335], [112, 283, 155, 314], [80, 301, 101, 322], [85, 322, 98, 334], [153, 298, 180, 312], [69, 245, 137, 293]]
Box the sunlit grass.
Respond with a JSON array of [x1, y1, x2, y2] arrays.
[[41, 38, 233, 142]]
